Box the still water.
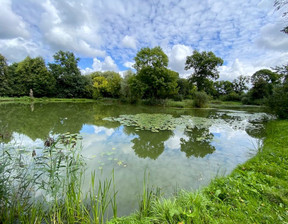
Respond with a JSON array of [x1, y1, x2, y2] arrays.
[[0, 102, 270, 216]]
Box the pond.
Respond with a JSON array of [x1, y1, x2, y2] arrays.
[[0, 102, 272, 216]]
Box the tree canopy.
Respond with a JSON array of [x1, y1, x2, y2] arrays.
[[133, 46, 168, 72], [133, 46, 178, 99], [185, 50, 223, 92]]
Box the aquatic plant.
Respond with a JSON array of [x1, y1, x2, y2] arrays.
[[0, 133, 118, 223], [103, 111, 275, 133]]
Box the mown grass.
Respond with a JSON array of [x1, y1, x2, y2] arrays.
[[108, 120, 288, 223], [0, 96, 97, 104]]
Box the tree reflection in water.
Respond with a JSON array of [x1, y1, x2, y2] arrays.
[[124, 126, 173, 160], [180, 127, 215, 158]]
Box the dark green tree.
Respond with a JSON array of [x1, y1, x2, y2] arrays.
[[15, 57, 56, 97], [185, 50, 223, 92], [250, 69, 280, 100], [120, 70, 144, 103], [232, 75, 250, 94], [176, 78, 196, 99], [214, 80, 234, 97], [134, 46, 178, 99], [48, 51, 88, 98], [0, 54, 10, 96]]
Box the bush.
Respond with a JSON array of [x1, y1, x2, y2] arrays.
[[193, 91, 209, 108], [221, 92, 241, 101], [173, 94, 184, 101]]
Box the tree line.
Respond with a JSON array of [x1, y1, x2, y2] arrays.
[[0, 47, 287, 117]]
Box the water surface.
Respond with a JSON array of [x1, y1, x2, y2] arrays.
[[0, 102, 269, 216]]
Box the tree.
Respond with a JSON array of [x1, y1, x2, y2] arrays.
[[15, 57, 56, 97], [274, 0, 288, 34], [213, 80, 234, 97], [133, 46, 168, 72], [250, 69, 281, 100], [185, 50, 223, 92], [48, 51, 87, 98], [232, 75, 250, 94], [90, 71, 122, 98], [134, 46, 178, 99], [176, 78, 196, 99], [273, 63, 288, 83], [120, 70, 144, 103], [0, 54, 10, 96]]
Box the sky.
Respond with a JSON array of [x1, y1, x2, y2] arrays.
[[0, 0, 287, 80]]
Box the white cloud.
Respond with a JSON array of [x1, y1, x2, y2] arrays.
[[168, 44, 193, 77], [0, 0, 287, 81], [81, 56, 119, 74], [122, 35, 137, 49], [256, 22, 288, 52], [123, 61, 134, 69], [0, 0, 29, 39]]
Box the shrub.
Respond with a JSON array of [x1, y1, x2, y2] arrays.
[[221, 92, 241, 101], [193, 91, 209, 108]]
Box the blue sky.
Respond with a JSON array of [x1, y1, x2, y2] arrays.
[[0, 0, 287, 80]]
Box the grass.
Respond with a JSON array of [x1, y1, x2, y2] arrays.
[[0, 96, 96, 103], [0, 133, 118, 223], [108, 120, 288, 223]]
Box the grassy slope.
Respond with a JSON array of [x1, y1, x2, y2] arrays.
[[110, 120, 288, 224]]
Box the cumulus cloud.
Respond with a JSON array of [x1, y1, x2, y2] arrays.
[[167, 44, 193, 77], [123, 61, 134, 69], [81, 56, 119, 74], [122, 35, 137, 49], [1, 0, 287, 80], [256, 22, 288, 52], [0, 0, 29, 39]]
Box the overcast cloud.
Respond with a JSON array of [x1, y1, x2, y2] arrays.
[[0, 0, 287, 80]]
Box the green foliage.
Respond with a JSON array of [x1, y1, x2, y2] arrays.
[[133, 47, 178, 100], [193, 91, 209, 108], [133, 46, 168, 72], [91, 71, 122, 99], [249, 69, 281, 101], [232, 75, 250, 94], [120, 70, 143, 103], [49, 50, 88, 98], [15, 57, 56, 97], [267, 84, 288, 118], [185, 50, 223, 92], [177, 78, 196, 99], [213, 80, 234, 98], [0, 54, 10, 96]]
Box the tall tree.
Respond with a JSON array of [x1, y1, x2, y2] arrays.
[[232, 75, 250, 94], [133, 46, 168, 72], [134, 46, 178, 99], [185, 50, 223, 92], [48, 51, 86, 98], [15, 57, 56, 97], [250, 69, 280, 100]]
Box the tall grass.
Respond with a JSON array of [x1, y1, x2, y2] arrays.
[[0, 133, 117, 223]]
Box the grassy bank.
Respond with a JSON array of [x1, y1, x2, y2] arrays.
[[0, 96, 96, 103], [109, 120, 288, 223]]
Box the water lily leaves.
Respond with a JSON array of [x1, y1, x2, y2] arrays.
[[103, 112, 274, 133]]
